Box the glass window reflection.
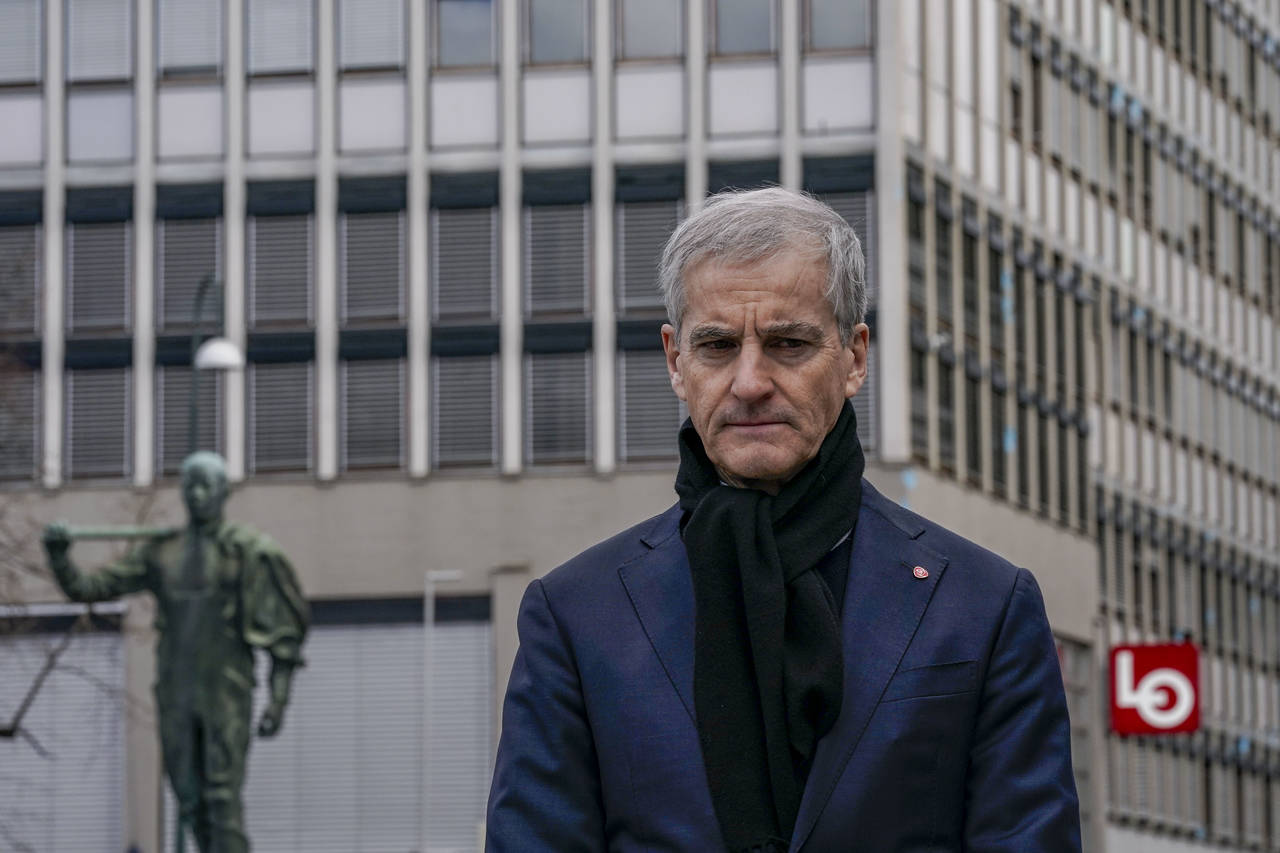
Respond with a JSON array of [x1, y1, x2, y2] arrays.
[[808, 0, 871, 51], [529, 0, 588, 64], [620, 0, 680, 59], [438, 0, 495, 66], [715, 0, 772, 55]]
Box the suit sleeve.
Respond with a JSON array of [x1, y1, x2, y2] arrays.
[[486, 578, 607, 853], [963, 568, 1082, 852]]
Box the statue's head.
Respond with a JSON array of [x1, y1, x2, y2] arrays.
[[180, 451, 229, 524]]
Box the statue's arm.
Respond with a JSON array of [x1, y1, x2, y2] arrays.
[[257, 655, 298, 737], [42, 522, 153, 603]]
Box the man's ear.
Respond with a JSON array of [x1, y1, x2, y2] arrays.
[[661, 324, 687, 401], [844, 323, 870, 399]]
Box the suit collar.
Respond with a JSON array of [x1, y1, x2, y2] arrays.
[[618, 483, 949, 850]]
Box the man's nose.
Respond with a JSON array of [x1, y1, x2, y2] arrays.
[[730, 344, 773, 402]]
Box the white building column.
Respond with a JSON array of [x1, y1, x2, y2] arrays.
[[41, 0, 65, 489], [224, 0, 248, 481], [133, 0, 156, 487], [499, 0, 523, 476], [592, 0, 616, 475], [779, 0, 802, 191], [407, 0, 430, 477], [685, 0, 708, 213], [315, 0, 339, 480]]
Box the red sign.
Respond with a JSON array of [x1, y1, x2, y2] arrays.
[[1110, 643, 1200, 735]]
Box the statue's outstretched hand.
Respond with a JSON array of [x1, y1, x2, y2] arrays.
[[257, 702, 285, 738], [42, 521, 72, 561]]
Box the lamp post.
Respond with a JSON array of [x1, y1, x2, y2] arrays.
[[188, 273, 244, 456]]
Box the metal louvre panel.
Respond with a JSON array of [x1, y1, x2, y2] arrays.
[[158, 0, 222, 71], [338, 0, 404, 68], [157, 218, 221, 330], [65, 368, 131, 479], [617, 349, 682, 462], [615, 200, 678, 313], [524, 204, 589, 315], [249, 215, 312, 327], [249, 362, 312, 472], [0, 223, 41, 333], [0, 0, 41, 81], [341, 211, 404, 323], [166, 622, 433, 851], [248, 0, 314, 74], [825, 191, 876, 299], [0, 367, 39, 480], [851, 344, 877, 451], [341, 358, 403, 469], [425, 620, 493, 850], [0, 630, 125, 851], [525, 351, 590, 464], [431, 355, 497, 467], [67, 0, 133, 80], [67, 221, 132, 333], [432, 207, 497, 320], [154, 365, 222, 475]]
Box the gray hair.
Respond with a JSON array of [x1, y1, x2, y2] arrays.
[[658, 187, 868, 344]]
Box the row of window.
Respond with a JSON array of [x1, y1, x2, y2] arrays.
[[1008, 3, 1280, 323], [0, 0, 873, 84], [906, 163, 1092, 531]]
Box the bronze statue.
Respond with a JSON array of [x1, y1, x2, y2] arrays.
[[42, 451, 308, 853]]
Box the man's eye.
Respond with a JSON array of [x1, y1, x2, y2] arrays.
[[773, 338, 808, 349], [702, 340, 735, 350]]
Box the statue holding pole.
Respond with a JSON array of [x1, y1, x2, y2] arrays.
[[42, 450, 309, 853]]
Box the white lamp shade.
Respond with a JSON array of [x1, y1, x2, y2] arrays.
[[194, 338, 245, 370]]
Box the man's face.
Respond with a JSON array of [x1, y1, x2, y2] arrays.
[[662, 248, 869, 493], [182, 464, 228, 523]]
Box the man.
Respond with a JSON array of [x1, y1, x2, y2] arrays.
[[487, 188, 1080, 851], [43, 451, 309, 853]]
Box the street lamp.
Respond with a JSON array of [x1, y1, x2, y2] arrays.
[[189, 273, 244, 456]]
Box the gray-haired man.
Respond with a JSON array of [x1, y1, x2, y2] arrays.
[[487, 188, 1080, 852]]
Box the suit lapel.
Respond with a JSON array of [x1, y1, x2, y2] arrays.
[[618, 508, 697, 723], [790, 486, 949, 852]]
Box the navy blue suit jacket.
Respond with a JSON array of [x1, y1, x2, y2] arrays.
[[487, 481, 1081, 851]]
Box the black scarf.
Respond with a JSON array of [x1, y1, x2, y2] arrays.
[[676, 402, 864, 852]]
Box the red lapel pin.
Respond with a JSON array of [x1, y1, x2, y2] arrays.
[[913, 566, 929, 579]]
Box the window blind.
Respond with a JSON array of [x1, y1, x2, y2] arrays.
[[615, 200, 678, 314], [67, 221, 131, 333], [432, 207, 497, 320], [0, 367, 39, 480], [67, 0, 132, 80], [524, 204, 589, 316], [340, 358, 403, 469], [249, 215, 312, 328], [155, 365, 222, 474], [525, 351, 590, 464], [341, 211, 403, 324], [338, 0, 404, 69], [248, 0, 314, 74], [157, 217, 222, 330], [431, 355, 497, 467], [65, 367, 131, 479], [0, 0, 41, 82], [249, 361, 312, 472], [617, 349, 681, 462], [158, 0, 222, 71], [0, 223, 41, 333]]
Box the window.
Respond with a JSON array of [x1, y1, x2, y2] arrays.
[[432, 207, 498, 321], [524, 204, 590, 316], [341, 211, 404, 324], [65, 367, 131, 479], [155, 365, 221, 473], [0, 367, 39, 480], [435, 0, 495, 66], [527, 0, 588, 64], [67, 0, 132, 81], [714, 0, 772, 55], [340, 358, 402, 469], [339, 0, 404, 69], [618, 0, 681, 59], [158, 0, 223, 74], [432, 355, 497, 467], [615, 199, 679, 313], [618, 349, 681, 462], [0, 0, 42, 83], [248, 0, 314, 74], [0, 223, 41, 334], [248, 215, 312, 328], [806, 0, 870, 51], [155, 217, 221, 331], [248, 361, 312, 472], [525, 351, 590, 464], [66, 221, 132, 333]]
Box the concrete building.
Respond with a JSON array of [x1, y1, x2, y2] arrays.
[[0, 0, 1276, 850]]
